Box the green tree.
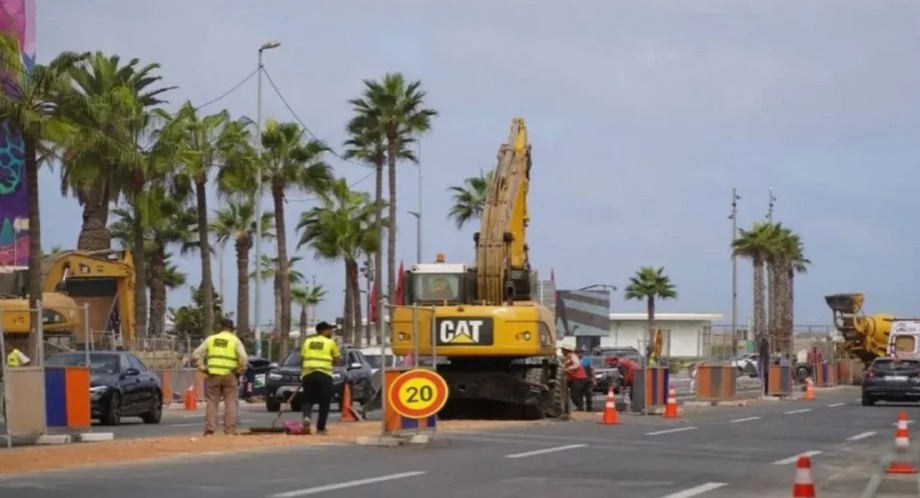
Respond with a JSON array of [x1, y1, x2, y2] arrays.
[[292, 284, 326, 337], [260, 119, 332, 357], [297, 178, 381, 345], [0, 34, 88, 356], [448, 169, 494, 229], [732, 222, 780, 344], [168, 286, 223, 341], [624, 266, 678, 361], [210, 198, 275, 337], [772, 226, 809, 353], [347, 73, 437, 303], [250, 254, 304, 338]]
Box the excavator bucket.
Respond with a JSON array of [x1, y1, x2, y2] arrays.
[[824, 294, 864, 314]]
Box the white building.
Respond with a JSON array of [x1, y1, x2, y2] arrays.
[[603, 313, 723, 358]]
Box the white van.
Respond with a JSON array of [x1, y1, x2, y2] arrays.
[[359, 347, 403, 375], [889, 320, 920, 359]]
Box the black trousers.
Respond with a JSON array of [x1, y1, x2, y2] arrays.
[[301, 371, 334, 430], [569, 379, 587, 410]]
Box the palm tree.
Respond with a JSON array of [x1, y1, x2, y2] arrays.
[[210, 198, 275, 337], [61, 52, 174, 251], [250, 254, 305, 340], [297, 178, 380, 345], [732, 222, 780, 344], [260, 119, 332, 357], [347, 73, 437, 303], [0, 34, 88, 355], [292, 284, 326, 337], [774, 227, 808, 353], [448, 169, 494, 229], [624, 266, 678, 361], [165, 102, 232, 338]]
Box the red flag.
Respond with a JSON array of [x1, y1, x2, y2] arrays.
[[394, 260, 406, 305]]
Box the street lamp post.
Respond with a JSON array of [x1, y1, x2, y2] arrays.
[[254, 40, 280, 359], [408, 211, 421, 264], [729, 188, 740, 356]]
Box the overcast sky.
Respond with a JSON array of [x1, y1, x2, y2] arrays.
[[34, 1, 920, 328]]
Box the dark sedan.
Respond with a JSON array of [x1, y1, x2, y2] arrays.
[[588, 356, 623, 393], [45, 351, 163, 426], [264, 346, 375, 412], [240, 356, 276, 400], [863, 358, 920, 406]]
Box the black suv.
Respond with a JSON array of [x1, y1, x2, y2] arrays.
[[264, 345, 375, 412]]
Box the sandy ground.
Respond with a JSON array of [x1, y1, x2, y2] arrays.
[[0, 419, 550, 476]]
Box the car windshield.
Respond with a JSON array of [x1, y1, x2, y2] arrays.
[[873, 359, 920, 370], [282, 352, 345, 368], [46, 353, 120, 375]]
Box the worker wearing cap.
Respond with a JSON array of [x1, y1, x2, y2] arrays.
[[300, 321, 341, 435], [577, 348, 594, 412], [193, 317, 248, 436], [562, 346, 588, 411]]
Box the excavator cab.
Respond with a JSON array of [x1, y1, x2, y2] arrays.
[[402, 253, 479, 306]]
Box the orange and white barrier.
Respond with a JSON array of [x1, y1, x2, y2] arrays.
[[887, 411, 917, 474]]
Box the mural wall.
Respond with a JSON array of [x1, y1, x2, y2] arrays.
[[0, 0, 34, 267]]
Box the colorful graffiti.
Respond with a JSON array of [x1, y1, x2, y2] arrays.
[[0, 0, 34, 267]]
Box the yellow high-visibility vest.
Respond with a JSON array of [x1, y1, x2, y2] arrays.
[[6, 349, 21, 367], [205, 331, 240, 376], [301, 335, 339, 376]]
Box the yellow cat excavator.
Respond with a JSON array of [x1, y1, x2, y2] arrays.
[[390, 118, 564, 419]]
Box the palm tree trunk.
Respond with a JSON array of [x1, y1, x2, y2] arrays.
[[343, 261, 355, 344], [351, 260, 363, 346], [767, 263, 778, 351], [235, 238, 250, 338], [24, 136, 41, 359], [786, 267, 795, 347], [273, 272, 281, 343], [76, 180, 112, 251], [386, 138, 397, 304], [299, 306, 307, 337], [272, 184, 292, 358], [195, 180, 215, 336], [148, 246, 167, 337], [646, 296, 656, 362], [753, 257, 767, 342], [132, 183, 148, 347], [374, 159, 384, 324]]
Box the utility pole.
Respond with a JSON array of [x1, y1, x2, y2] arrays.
[[417, 137, 423, 263], [766, 187, 775, 223], [729, 188, 741, 355], [253, 40, 280, 359]]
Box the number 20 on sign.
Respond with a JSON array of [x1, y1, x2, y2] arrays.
[[387, 369, 449, 419]]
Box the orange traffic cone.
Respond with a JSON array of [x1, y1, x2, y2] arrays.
[[887, 411, 917, 474], [598, 386, 619, 425], [339, 383, 360, 422], [804, 378, 816, 401], [792, 455, 816, 497], [664, 386, 679, 419], [184, 385, 196, 411]]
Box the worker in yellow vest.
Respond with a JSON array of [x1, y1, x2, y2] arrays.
[[5, 345, 30, 368], [300, 321, 341, 435], [193, 318, 248, 436]]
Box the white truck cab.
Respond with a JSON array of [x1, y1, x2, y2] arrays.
[[888, 320, 920, 359]]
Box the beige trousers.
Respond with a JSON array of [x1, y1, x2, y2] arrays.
[[205, 373, 239, 434]]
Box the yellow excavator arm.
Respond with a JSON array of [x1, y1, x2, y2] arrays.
[[475, 117, 532, 305]]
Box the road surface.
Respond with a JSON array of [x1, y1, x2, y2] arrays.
[[1, 386, 917, 497]]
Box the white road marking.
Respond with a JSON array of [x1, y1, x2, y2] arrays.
[[729, 416, 761, 423], [785, 409, 812, 415], [646, 426, 698, 436], [847, 431, 877, 441], [659, 482, 728, 498], [772, 450, 822, 465], [267, 471, 427, 497], [504, 444, 588, 459], [828, 402, 845, 407]]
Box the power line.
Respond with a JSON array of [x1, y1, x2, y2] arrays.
[[194, 68, 258, 111], [285, 170, 376, 203]]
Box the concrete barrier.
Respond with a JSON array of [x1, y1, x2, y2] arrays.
[[766, 364, 793, 397], [44, 366, 91, 430], [695, 365, 737, 401], [632, 367, 670, 414], [4, 367, 47, 439], [836, 359, 862, 385], [815, 361, 837, 387]]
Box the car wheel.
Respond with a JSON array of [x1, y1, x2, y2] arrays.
[[141, 392, 162, 424], [862, 395, 876, 407], [101, 392, 122, 426], [266, 396, 280, 412]]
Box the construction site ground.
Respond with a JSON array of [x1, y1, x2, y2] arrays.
[[1, 386, 918, 497]]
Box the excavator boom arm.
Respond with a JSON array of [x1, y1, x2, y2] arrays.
[[475, 118, 532, 305]]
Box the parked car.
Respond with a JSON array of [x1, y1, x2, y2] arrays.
[[729, 353, 759, 377], [593, 346, 645, 365], [239, 356, 277, 400], [359, 347, 402, 376], [588, 356, 622, 393], [264, 345, 374, 412], [45, 351, 163, 426], [862, 357, 920, 406]]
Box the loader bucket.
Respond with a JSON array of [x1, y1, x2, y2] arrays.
[[824, 294, 864, 315]]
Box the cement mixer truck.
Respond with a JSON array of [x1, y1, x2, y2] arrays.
[[825, 293, 920, 381]]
